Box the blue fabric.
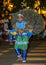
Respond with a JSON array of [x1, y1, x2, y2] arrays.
[[26, 31, 34, 39], [18, 10, 23, 14], [15, 49, 21, 56], [9, 29, 15, 33], [22, 50, 27, 61], [17, 31, 33, 39], [22, 32, 27, 36], [9, 35, 12, 43], [16, 20, 26, 29]]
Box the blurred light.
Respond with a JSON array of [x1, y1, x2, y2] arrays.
[[1, 13, 5, 17], [9, 4, 13, 7], [41, 9, 46, 17], [34, 0, 40, 8], [34, 0, 46, 16], [0, 20, 2, 24]]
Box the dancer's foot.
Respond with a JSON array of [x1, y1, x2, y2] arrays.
[[22, 60, 26, 63], [17, 55, 21, 58]]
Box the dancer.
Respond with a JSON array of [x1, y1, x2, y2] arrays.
[[6, 12, 33, 62], [13, 13, 33, 62]]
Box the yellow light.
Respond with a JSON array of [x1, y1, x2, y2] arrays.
[[41, 10, 46, 14], [38, 8, 41, 14], [8, 14, 12, 20], [41, 9, 46, 17], [3, 0, 14, 12], [0, 20, 2, 24], [9, 4, 13, 7], [7, 3, 14, 11], [1, 13, 4, 17], [34, 0, 40, 8]]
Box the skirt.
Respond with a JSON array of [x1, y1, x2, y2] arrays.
[[14, 35, 28, 50]]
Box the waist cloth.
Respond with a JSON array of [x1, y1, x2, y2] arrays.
[[14, 32, 29, 50]]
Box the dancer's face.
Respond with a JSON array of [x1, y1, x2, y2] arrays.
[[17, 16, 23, 23]]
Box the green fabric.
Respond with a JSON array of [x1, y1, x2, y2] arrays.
[[17, 36, 28, 42], [14, 35, 28, 50], [17, 36, 22, 42], [14, 44, 28, 50], [22, 36, 28, 42]]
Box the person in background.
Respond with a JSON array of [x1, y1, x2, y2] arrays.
[[2, 17, 9, 40], [0, 19, 3, 38], [8, 14, 14, 45]]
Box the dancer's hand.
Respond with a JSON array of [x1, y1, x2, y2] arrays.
[[29, 28, 33, 32], [4, 29, 9, 33], [4, 29, 8, 31]]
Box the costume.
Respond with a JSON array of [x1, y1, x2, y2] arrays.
[[13, 20, 33, 62], [9, 29, 17, 44], [9, 20, 33, 62], [10, 11, 32, 61]]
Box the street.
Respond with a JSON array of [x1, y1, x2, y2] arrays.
[[0, 39, 46, 65]]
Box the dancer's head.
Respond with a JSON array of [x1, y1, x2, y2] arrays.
[[17, 14, 24, 23]]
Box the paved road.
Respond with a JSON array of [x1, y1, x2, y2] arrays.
[[0, 39, 46, 65]]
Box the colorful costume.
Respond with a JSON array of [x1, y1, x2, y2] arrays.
[[14, 20, 33, 62], [9, 17, 33, 62], [9, 29, 17, 44]]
